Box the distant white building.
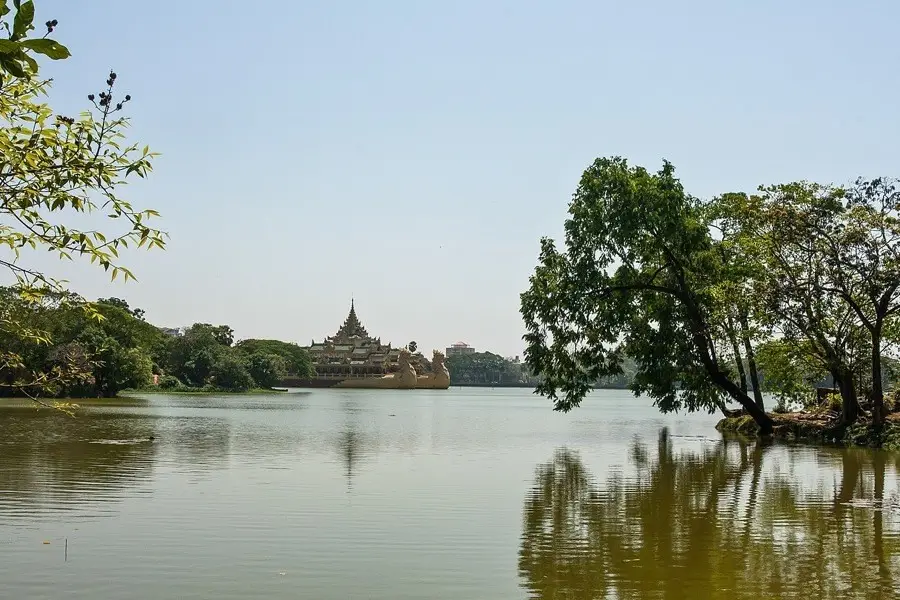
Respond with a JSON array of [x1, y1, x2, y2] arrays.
[[158, 327, 183, 337], [446, 341, 476, 357]]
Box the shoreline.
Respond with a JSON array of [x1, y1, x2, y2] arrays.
[[120, 388, 290, 397], [716, 413, 900, 451]]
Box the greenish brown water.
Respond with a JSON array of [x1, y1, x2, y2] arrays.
[[0, 388, 898, 599]]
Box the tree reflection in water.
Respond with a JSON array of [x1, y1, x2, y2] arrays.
[[519, 430, 900, 600], [0, 405, 159, 521]]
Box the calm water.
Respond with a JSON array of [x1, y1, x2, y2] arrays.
[[1, 388, 898, 599]]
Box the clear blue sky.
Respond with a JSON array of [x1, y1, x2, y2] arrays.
[[20, 0, 900, 358]]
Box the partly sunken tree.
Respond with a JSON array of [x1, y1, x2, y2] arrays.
[[0, 1, 165, 400], [520, 157, 774, 433]]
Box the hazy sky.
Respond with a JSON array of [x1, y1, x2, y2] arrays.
[[13, 0, 900, 358]]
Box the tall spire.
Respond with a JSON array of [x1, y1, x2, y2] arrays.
[[334, 299, 369, 340]]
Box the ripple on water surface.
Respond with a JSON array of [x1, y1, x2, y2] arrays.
[[2, 390, 899, 599]]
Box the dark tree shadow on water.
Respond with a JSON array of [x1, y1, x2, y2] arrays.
[[0, 407, 160, 520], [519, 429, 900, 600]]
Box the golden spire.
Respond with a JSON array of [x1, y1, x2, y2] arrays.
[[334, 299, 369, 340]]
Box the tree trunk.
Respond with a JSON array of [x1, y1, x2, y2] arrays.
[[680, 286, 772, 433], [738, 313, 765, 411], [836, 369, 860, 425], [712, 369, 774, 435], [726, 315, 748, 395], [872, 323, 885, 428]]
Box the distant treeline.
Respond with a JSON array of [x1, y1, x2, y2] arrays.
[[446, 350, 899, 393], [0, 289, 314, 398], [445, 351, 637, 388]]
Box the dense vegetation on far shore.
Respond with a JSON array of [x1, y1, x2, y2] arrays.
[[0, 290, 315, 398], [445, 351, 637, 388]]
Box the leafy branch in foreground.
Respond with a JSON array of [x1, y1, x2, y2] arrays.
[[0, 1, 165, 404], [0, 71, 166, 291]]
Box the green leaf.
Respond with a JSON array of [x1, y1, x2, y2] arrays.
[[0, 2, 10, 17], [0, 39, 18, 54], [21, 52, 35, 72], [0, 53, 26, 77], [21, 38, 70, 60], [11, 0, 33, 41]]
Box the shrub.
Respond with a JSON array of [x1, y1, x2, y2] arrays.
[[158, 375, 181, 390]]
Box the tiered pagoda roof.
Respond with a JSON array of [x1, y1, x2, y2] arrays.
[[332, 299, 370, 341], [307, 300, 431, 375]]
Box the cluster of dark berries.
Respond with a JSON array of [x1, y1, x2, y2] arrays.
[[56, 115, 74, 126], [88, 71, 132, 111], [45, 19, 58, 33]]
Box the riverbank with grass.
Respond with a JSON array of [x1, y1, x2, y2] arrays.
[[120, 387, 289, 397], [717, 412, 900, 451]]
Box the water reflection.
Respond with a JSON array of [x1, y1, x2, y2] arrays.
[[334, 398, 377, 492], [157, 415, 232, 470], [519, 430, 900, 600], [0, 406, 158, 521]]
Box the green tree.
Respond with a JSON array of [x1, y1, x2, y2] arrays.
[[0, 287, 92, 398], [724, 185, 868, 424], [754, 338, 829, 407], [75, 326, 152, 397], [233, 338, 314, 377], [814, 178, 900, 426], [0, 286, 158, 398], [0, 2, 165, 401], [163, 324, 228, 387], [520, 157, 774, 433], [246, 353, 287, 389], [445, 351, 525, 385], [707, 195, 769, 410], [210, 352, 254, 392], [97, 297, 146, 321]]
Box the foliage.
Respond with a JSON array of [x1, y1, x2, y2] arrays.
[[233, 338, 313, 377], [522, 154, 900, 433], [446, 351, 529, 385], [245, 353, 287, 389], [76, 326, 152, 396], [0, 1, 165, 403], [209, 352, 254, 392], [0, 288, 309, 396], [0, 287, 158, 397], [0, 65, 164, 291], [0, 1, 71, 78], [97, 297, 146, 321], [520, 157, 773, 431], [158, 326, 307, 392], [754, 339, 827, 406], [158, 374, 181, 390], [164, 324, 228, 387]]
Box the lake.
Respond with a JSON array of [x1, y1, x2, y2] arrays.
[[1, 388, 898, 599]]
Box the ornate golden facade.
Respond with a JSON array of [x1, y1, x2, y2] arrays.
[[302, 301, 450, 389]]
